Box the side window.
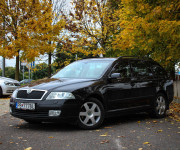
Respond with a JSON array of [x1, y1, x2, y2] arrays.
[[111, 61, 131, 78], [151, 64, 167, 78], [131, 60, 153, 79]]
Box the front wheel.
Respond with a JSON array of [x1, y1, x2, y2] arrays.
[[77, 98, 105, 130], [152, 93, 168, 118]]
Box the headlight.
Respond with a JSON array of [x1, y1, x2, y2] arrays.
[[46, 92, 75, 100], [12, 89, 18, 98], [4, 81, 14, 86]]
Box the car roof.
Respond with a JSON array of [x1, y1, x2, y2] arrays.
[[79, 57, 153, 62], [78, 58, 117, 62]]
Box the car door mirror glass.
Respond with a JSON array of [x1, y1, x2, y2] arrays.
[[110, 73, 121, 79]]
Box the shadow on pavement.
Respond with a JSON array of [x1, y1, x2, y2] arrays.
[[13, 113, 161, 132]]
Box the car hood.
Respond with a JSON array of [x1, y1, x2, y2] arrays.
[[21, 78, 96, 91], [0, 77, 19, 83]]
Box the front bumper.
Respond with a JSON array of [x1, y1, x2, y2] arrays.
[[2, 85, 19, 95], [10, 98, 80, 122]]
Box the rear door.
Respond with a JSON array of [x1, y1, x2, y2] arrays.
[[130, 60, 156, 107]]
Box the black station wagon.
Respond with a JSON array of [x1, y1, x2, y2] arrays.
[[10, 56, 174, 129]]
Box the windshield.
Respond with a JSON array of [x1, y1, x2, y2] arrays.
[[52, 60, 113, 79]]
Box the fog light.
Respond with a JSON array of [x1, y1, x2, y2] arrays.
[[10, 107, 12, 113], [48, 110, 61, 117]]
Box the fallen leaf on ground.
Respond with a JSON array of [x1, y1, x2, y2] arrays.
[[100, 132, 108, 136], [153, 121, 157, 123], [48, 136, 54, 138], [10, 142, 14, 143], [23, 140, 27, 142], [104, 127, 112, 129], [0, 142, 2, 144], [143, 142, 150, 144], [100, 134, 107, 137], [96, 130, 100, 132], [24, 147, 32, 150], [100, 140, 109, 144], [137, 121, 141, 123], [138, 148, 143, 150], [117, 136, 125, 138], [168, 102, 180, 121], [157, 130, 163, 132]]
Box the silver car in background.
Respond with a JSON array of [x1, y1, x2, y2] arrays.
[[0, 77, 20, 97]]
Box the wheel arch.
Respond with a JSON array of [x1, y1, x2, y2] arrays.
[[86, 93, 107, 110]]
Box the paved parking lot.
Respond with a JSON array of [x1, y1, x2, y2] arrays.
[[0, 111, 179, 150]]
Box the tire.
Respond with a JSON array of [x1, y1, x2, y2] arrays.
[[151, 93, 168, 118], [77, 98, 105, 130], [0, 87, 3, 98], [24, 119, 42, 124]]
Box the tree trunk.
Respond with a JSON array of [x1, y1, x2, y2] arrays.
[[15, 52, 20, 81], [48, 52, 52, 78], [2, 57, 5, 77]]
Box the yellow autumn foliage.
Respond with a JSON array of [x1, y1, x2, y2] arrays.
[[111, 0, 180, 69], [0, 0, 65, 61]]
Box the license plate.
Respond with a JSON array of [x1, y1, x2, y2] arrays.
[[16, 102, 35, 110]]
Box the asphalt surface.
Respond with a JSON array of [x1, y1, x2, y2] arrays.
[[0, 98, 10, 116], [0, 111, 179, 150]]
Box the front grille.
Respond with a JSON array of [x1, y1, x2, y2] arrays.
[[13, 109, 48, 118], [17, 90, 46, 100]]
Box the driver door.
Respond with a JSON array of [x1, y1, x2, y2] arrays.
[[105, 60, 133, 110]]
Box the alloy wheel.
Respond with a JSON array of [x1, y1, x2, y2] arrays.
[[156, 96, 166, 115], [79, 102, 101, 126]]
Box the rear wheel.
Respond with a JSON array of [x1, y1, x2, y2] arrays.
[[77, 98, 105, 130], [152, 93, 168, 118]]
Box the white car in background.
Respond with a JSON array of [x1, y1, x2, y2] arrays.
[[0, 77, 20, 97]]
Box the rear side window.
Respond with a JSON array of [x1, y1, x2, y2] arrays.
[[151, 64, 167, 79], [130, 60, 153, 79]]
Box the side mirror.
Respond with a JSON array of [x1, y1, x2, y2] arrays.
[[110, 73, 121, 79]]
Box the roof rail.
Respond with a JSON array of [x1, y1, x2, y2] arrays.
[[117, 56, 153, 60]]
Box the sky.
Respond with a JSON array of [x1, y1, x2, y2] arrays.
[[0, 56, 16, 67]]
